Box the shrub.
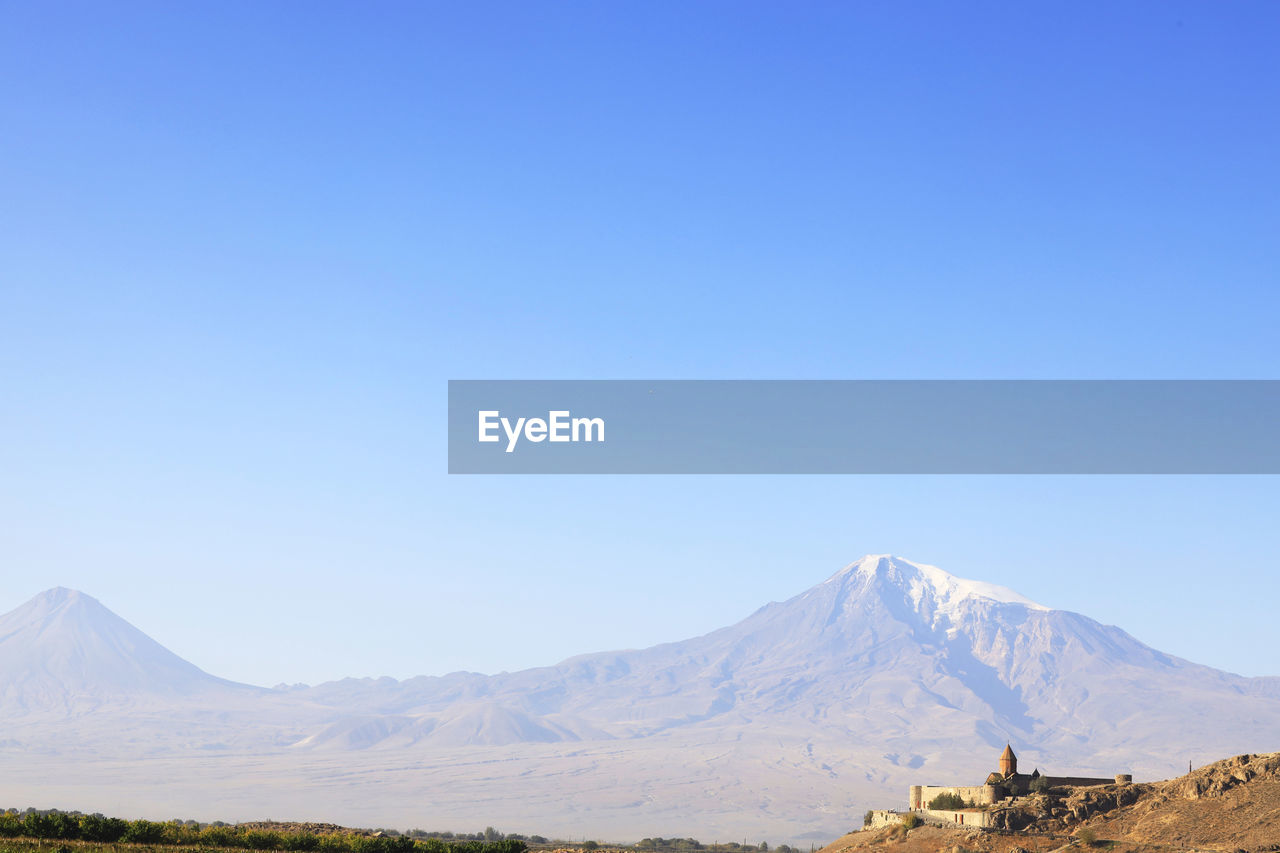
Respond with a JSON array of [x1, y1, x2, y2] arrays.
[[1076, 828, 1097, 847], [22, 812, 77, 840], [79, 815, 128, 843], [490, 842, 528, 853], [166, 820, 202, 846], [1029, 777, 1050, 794], [316, 834, 352, 853], [0, 815, 21, 838], [901, 814, 921, 831], [123, 819, 168, 844], [350, 835, 417, 853], [927, 792, 966, 810], [201, 825, 244, 847], [243, 830, 284, 850], [862, 811, 873, 828]]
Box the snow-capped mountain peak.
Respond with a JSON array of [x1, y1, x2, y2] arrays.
[[838, 553, 1048, 613]]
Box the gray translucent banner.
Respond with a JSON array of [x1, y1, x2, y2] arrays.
[[447, 380, 1280, 474]]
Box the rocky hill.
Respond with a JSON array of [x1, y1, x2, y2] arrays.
[[1084, 752, 1280, 850], [823, 752, 1280, 852]]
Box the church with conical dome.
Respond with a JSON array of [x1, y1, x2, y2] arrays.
[[999, 743, 1017, 776], [907, 744, 1129, 811]]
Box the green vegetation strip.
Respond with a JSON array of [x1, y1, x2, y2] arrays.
[[0, 814, 527, 853]]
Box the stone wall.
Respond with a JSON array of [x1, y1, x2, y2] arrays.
[[918, 808, 993, 829], [865, 807, 994, 831], [863, 810, 903, 830], [1039, 775, 1115, 789], [908, 784, 999, 809]]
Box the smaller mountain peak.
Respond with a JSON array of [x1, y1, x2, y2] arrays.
[[36, 586, 87, 603], [25, 586, 105, 615], [0, 586, 246, 703], [3, 588, 122, 635]]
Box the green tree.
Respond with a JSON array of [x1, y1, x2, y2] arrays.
[[487, 841, 527, 853], [0, 814, 22, 838], [123, 819, 167, 844], [927, 792, 966, 810]]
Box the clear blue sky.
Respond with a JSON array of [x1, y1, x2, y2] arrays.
[[2, 2, 1277, 685]]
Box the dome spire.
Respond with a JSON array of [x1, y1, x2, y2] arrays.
[[1000, 743, 1018, 776]]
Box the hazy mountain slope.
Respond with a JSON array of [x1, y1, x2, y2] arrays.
[[283, 556, 1279, 770], [0, 556, 1277, 842], [0, 587, 257, 714]]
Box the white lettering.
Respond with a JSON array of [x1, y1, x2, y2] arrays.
[[478, 411, 500, 443], [501, 416, 526, 453], [478, 410, 606, 452], [572, 416, 605, 442], [548, 411, 570, 442]]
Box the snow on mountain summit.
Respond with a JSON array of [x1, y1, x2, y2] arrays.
[[837, 553, 1048, 612]]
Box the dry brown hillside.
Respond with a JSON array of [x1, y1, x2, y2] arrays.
[[820, 752, 1280, 853], [820, 824, 1069, 853], [1083, 752, 1280, 850]]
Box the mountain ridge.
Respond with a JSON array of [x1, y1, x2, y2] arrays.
[[1, 555, 1276, 841]]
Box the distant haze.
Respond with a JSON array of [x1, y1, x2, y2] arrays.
[[1, 555, 1277, 844], [5, 3, 1280, 697]]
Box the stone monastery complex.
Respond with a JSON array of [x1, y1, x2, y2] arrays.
[[909, 743, 1131, 809], [868, 744, 1133, 830]]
